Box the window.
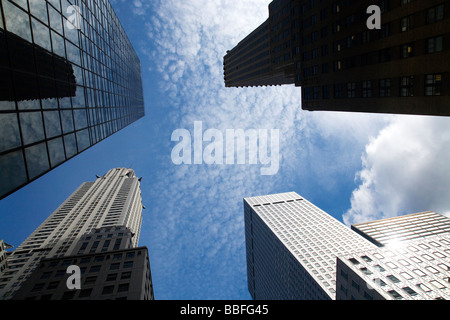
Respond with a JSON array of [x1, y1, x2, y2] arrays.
[[373, 278, 387, 287], [322, 85, 330, 99], [106, 273, 118, 281], [402, 287, 418, 296], [110, 263, 120, 270], [417, 283, 431, 292], [427, 36, 443, 53], [363, 291, 373, 300], [400, 76, 414, 97], [413, 269, 427, 277], [351, 280, 360, 291], [387, 275, 400, 283], [425, 266, 440, 274], [388, 290, 403, 299], [360, 267, 373, 275], [118, 283, 129, 292], [430, 280, 446, 290], [401, 43, 414, 58], [362, 81, 372, 98], [31, 283, 45, 292], [333, 60, 342, 71], [62, 291, 76, 300], [374, 264, 386, 272], [379, 48, 391, 62], [123, 261, 134, 269], [379, 79, 391, 97], [47, 281, 59, 290], [121, 271, 132, 280], [347, 83, 356, 98], [380, 23, 390, 38], [85, 276, 97, 285], [334, 84, 343, 98], [425, 74, 442, 96], [400, 15, 414, 32], [400, 272, 413, 280], [89, 265, 101, 273], [78, 288, 92, 298], [40, 272, 53, 279], [427, 5, 444, 24], [102, 285, 115, 295]]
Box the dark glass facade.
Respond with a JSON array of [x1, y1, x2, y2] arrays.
[[0, 0, 145, 200], [224, 0, 450, 116]]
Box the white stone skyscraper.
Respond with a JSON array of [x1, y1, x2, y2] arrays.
[[0, 168, 147, 300], [244, 192, 377, 300]]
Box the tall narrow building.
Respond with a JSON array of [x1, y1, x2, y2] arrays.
[[0, 0, 145, 200], [0, 168, 153, 300], [244, 192, 377, 300], [225, 0, 450, 116]]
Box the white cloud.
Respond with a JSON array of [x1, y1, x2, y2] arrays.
[[344, 116, 450, 226]]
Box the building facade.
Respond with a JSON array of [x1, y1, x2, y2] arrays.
[[0, 240, 12, 276], [12, 226, 154, 300], [224, 0, 450, 116], [245, 192, 450, 300], [0, 167, 153, 300], [352, 211, 450, 247], [0, 0, 145, 200], [337, 233, 450, 300], [337, 211, 450, 300], [244, 192, 377, 300]]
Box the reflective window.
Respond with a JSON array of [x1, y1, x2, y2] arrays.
[[74, 109, 88, 130], [29, 0, 48, 24], [25, 142, 50, 179], [0, 150, 28, 196], [31, 17, 52, 51], [76, 129, 90, 151], [60, 110, 74, 133], [3, 0, 31, 42], [0, 113, 21, 152], [44, 111, 62, 138], [48, 137, 65, 167], [20, 112, 45, 145], [64, 133, 77, 158]]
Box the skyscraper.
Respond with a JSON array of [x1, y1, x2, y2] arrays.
[[224, 0, 450, 116], [337, 211, 450, 300], [244, 192, 377, 300], [0, 167, 153, 300], [0, 0, 145, 200]]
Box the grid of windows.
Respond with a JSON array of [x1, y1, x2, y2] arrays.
[[0, 0, 145, 200], [338, 234, 450, 300], [0, 168, 143, 299], [12, 246, 153, 300], [244, 192, 377, 300]]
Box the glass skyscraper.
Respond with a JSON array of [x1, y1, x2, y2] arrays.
[[225, 0, 449, 116], [0, 0, 145, 200]]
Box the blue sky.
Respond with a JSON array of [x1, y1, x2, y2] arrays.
[[2, 0, 450, 300]]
